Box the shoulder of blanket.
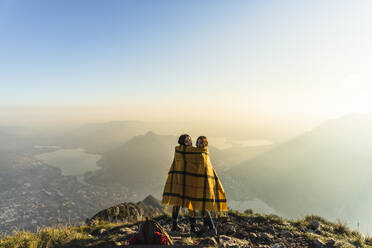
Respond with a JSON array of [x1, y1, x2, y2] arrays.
[[175, 145, 209, 154]]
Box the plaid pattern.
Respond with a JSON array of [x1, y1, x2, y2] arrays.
[[162, 145, 227, 213]]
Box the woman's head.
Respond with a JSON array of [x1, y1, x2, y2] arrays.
[[196, 136, 208, 148], [178, 134, 192, 146]]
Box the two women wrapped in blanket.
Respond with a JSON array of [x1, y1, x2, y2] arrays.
[[162, 134, 227, 235]]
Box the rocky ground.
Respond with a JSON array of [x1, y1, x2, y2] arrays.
[[2, 197, 371, 247], [65, 210, 370, 247]]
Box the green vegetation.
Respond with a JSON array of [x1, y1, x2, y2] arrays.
[[288, 215, 370, 247], [0, 226, 90, 248]]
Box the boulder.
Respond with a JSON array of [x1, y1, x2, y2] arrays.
[[222, 223, 237, 235], [271, 243, 287, 248], [313, 238, 325, 247], [326, 238, 336, 246], [279, 230, 293, 238], [262, 233, 274, 240], [199, 237, 218, 246], [310, 220, 320, 230]]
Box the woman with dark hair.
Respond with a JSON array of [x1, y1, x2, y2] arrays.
[[162, 134, 227, 235], [178, 134, 192, 147], [168, 134, 192, 231], [194, 136, 217, 234]]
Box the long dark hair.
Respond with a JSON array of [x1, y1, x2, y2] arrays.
[[178, 134, 191, 146], [197, 136, 208, 147]]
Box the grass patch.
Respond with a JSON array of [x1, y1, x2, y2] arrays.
[[265, 214, 285, 225], [244, 209, 253, 215], [304, 215, 330, 225], [365, 235, 372, 246], [350, 235, 364, 247], [333, 220, 351, 236], [0, 226, 90, 248]]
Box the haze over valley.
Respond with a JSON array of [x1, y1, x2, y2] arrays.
[[0, 120, 275, 235], [2, 0, 372, 243], [2, 114, 372, 234]]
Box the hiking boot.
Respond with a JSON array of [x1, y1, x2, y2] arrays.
[[189, 217, 197, 234], [171, 222, 182, 232], [208, 227, 218, 236], [190, 224, 199, 234]]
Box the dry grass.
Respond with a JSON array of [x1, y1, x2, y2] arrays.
[[0, 225, 90, 248]]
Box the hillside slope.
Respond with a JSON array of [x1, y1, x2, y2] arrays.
[[225, 114, 372, 230]]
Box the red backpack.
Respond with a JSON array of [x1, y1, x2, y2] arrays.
[[129, 219, 174, 245]]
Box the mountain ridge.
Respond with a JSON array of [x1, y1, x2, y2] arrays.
[[1, 195, 370, 247], [224, 114, 372, 233]]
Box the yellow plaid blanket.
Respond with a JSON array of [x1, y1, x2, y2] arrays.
[[161, 145, 227, 213]]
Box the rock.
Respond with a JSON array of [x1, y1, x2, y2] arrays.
[[271, 243, 287, 248], [141, 194, 163, 210], [158, 219, 166, 226], [279, 230, 293, 238], [172, 237, 190, 246], [217, 235, 231, 246], [262, 232, 274, 240], [326, 238, 336, 246], [225, 245, 240, 248], [307, 220, 321, 233], [313, 238, 325, 247], [217, 235, 252, 248], [310, 220, 320, 230], [89, 200, 163, 224], [90, 228, 107, 236], [236, 230, 249, 239], [248, 232, 258, 239], [223, 223, 236, 235], [173, 240, 189, 246], [199, 237, 218, 246], [119, 227, 135, 235], [219, 235, 231, 241], [183, 237, 194, 245], [218, 235, 236, 247]]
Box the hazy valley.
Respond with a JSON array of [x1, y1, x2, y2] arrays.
[[2, 115, 372, 236], [0, 121, 272, 235]]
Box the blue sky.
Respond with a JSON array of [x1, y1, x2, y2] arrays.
[[1, 0, 245, 102], [1, 0, 372, 125]]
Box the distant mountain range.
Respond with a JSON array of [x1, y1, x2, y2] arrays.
[[84, 131, 271, 201], [55, 121, 149, 153], [6, 114, 372, 232], [225, 113, 372, 231], [86, 132, 175, 198]]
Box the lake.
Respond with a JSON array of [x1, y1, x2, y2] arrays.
[[207, 137, 273, 149], [35, 148, 101, 176]]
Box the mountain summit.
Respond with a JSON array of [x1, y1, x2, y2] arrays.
[[1, 196, 369, 247]]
